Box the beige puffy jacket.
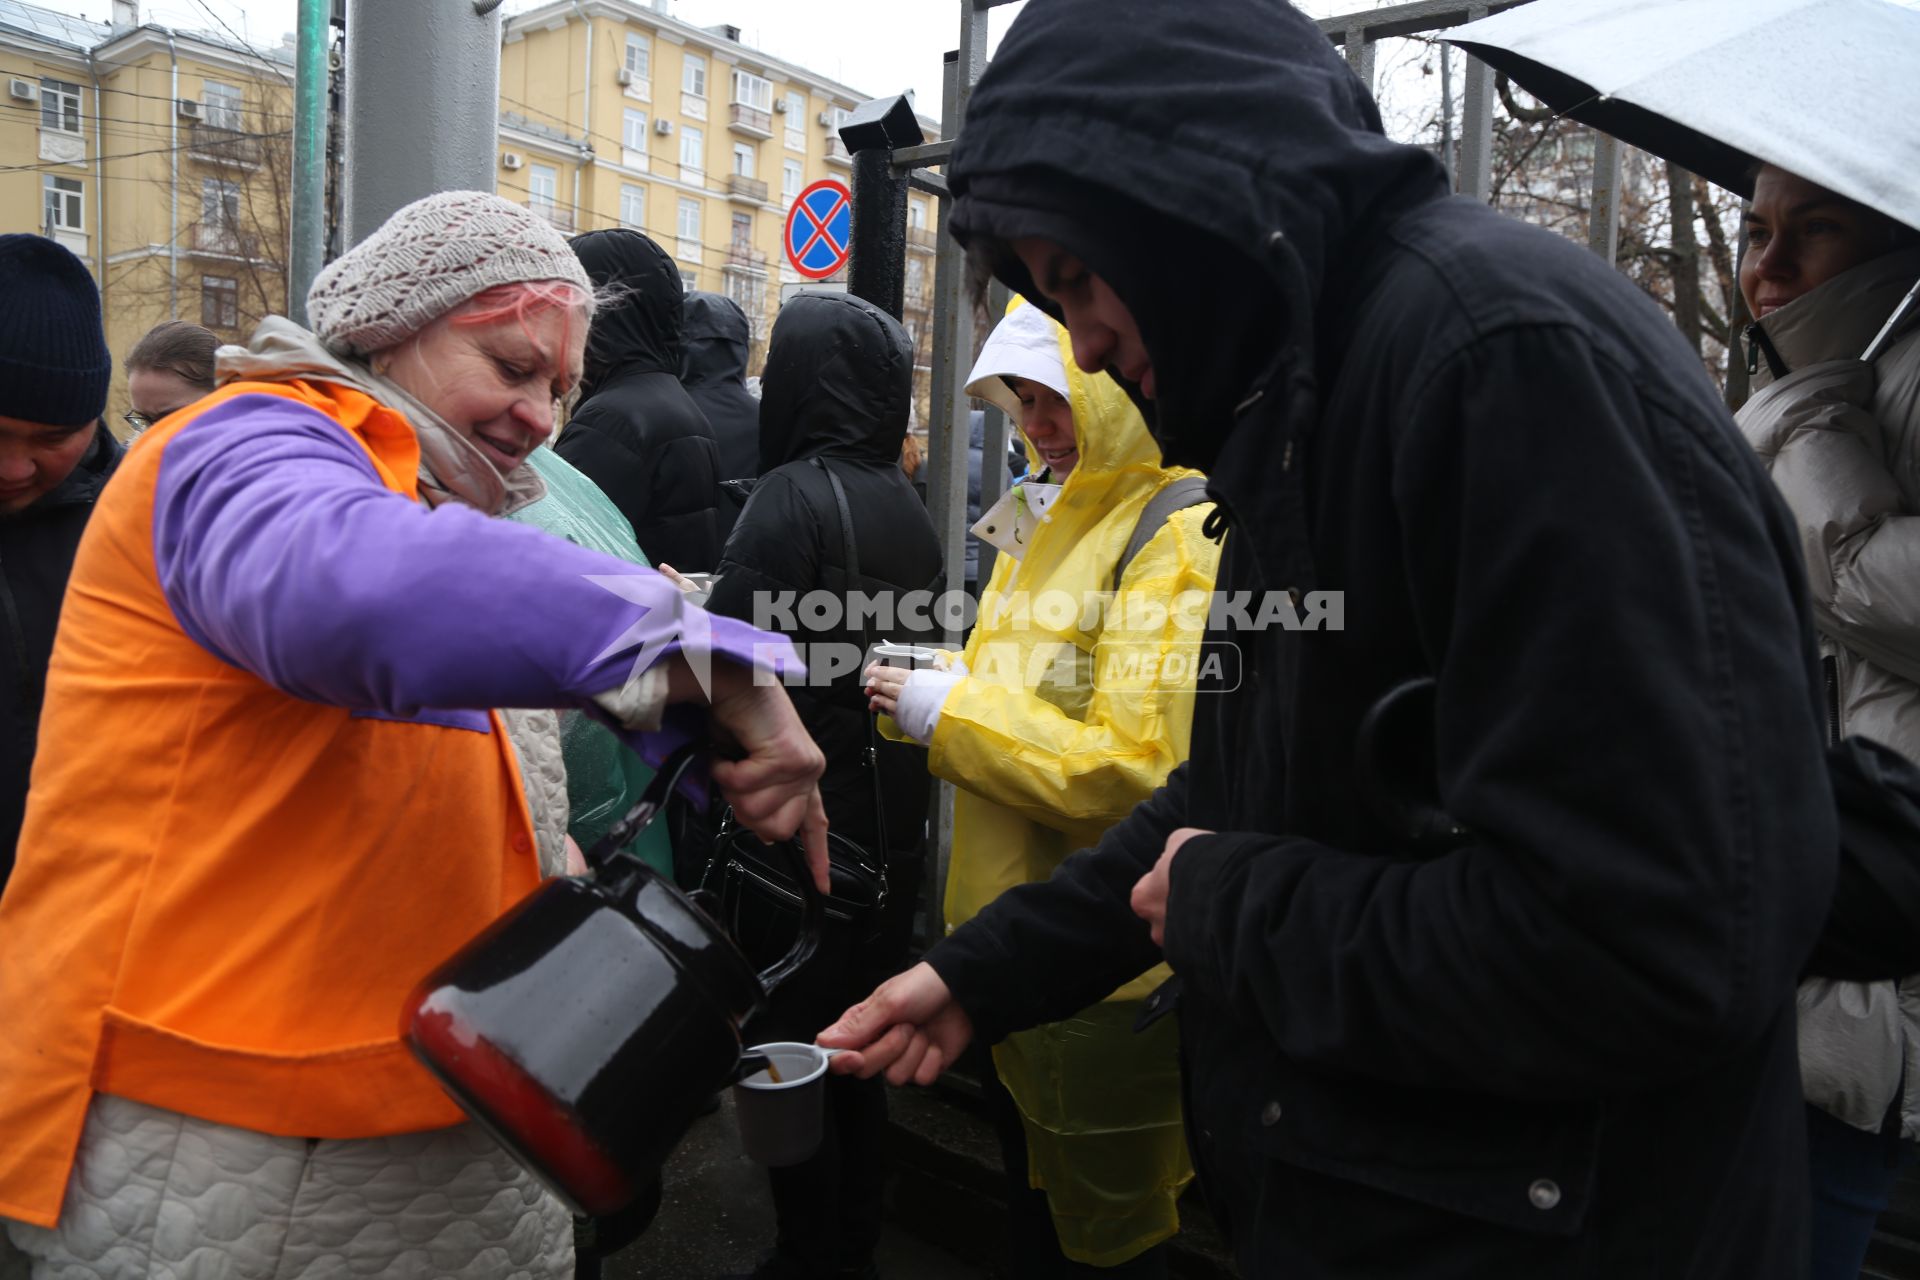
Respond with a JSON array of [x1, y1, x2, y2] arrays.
[[1737, 245, 1920, 1138]]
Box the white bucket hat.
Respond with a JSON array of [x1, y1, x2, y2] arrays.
[[963, 301, 1070, 419]]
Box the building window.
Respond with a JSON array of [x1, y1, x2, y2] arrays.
[[201, 274, 238, 328], [39, 78, 81, 134], [622, 108, 649, 169], [679, 125, 704, 180], [676, 197, 702, 264], [731, 69, 771, 112], [783, 91, 805, 150], [731, 210, 752, 249], [724, 270, 764, 333], [201, 177, 239, 229], [624, 32, 651, 82], [42, 175, 82, 232], [782, 157, 801, 202], [620, 183, 647, 229], [909, 199, 926, 229], [203, 80, 243, 131], [682, 53, 706, 97], [731, 141, 755, 180], [528, 163, 558, 211]]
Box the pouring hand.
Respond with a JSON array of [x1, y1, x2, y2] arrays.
[[704, 661, 831, 895], [817, 962, 973, 1087]]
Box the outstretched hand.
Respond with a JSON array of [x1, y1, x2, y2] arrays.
[[817, 962, 975, 1086]]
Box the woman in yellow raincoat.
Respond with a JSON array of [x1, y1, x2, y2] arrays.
[[866, 302, 1219, 1275]]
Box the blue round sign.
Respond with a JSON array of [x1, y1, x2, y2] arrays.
[[784, 178, 853, 280]]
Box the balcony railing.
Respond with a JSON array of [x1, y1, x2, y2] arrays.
[[192, 223, 260, 257], [726, 244, 768, 273], [726, 174, 769, 204], [823, 136, 851, 166], [188, 121, 264, 167], [907, 226, 938, 251], [528, 201, 575, 233], [729, 102, 773, 138]]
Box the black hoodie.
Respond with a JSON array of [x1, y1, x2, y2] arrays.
[[680, 291, 760, 483], [924, 3, 1835, 1276], [706, 292, 942, 854], [557, 229, 723, 571]]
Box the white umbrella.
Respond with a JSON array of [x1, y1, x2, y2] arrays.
[[1448, 0, 1920, 231]]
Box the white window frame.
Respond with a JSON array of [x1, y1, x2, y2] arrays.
[[201, 274, 238, 328], [201, 176, 240, 229], [731, 69, 771, 112], [39, 78, 81, 134], [679, 125, 704, 181], [528, 163, 558, 210], [682, 53, 707, 97], [781, 157, 802, 202], [731, 141, 755, 180], [624, 32, 651, 81], [909, 199, 926, 229], [619, 183, 647, 230], [783, 91, 806, 151], [676, 196, 702, 265], [622, 108, 650, 170], [730, 210, 753, 250], [202, 80, 243, 131], [43, 174, 83, 231]]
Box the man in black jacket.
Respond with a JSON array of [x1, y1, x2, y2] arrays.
[[0, 235, 123, 892], [682, 291, 760, 484], [559, 230, 724, 571], [821, 3, 1837, 1277]]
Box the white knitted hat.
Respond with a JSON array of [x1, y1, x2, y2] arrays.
[[306, 190, 593, 355]]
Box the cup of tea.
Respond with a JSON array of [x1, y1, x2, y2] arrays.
[[732, 1041, 837, 1166], [869, 641, 939, 671]]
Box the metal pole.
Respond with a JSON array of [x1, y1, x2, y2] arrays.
[[1586, 130, 1622, 263], [1343, 24, 1376, 93], [1458, 58, 1493, 199], [1439, 39, 1454, 189], [288, 0, 329, 323], [342, 0, 504, 248], [841, 95, 923, 321], [974, 277, 1012, 592]]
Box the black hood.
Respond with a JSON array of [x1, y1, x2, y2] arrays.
[[946, 0, 1447, 472], [681, 291, 751, 390], [757, 291, 911, 474], [570, 228, 685, 398]]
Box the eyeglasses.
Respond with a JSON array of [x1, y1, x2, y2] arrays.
[[121, 410, 153, 435]]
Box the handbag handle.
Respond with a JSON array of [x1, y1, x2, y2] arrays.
[[811, 457, 891, 878]]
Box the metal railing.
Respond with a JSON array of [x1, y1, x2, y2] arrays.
[[726, 173, 769, 203], [192, 223, 260, 257], [725, 243, 768, 272], [187, 121, 265, 167], [907, 225, 938, 251], [729, 102, 773, 138]]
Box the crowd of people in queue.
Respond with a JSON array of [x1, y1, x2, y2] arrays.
[[0, 2, 1917, 1279]]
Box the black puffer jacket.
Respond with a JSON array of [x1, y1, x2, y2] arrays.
[[558, 230, 723, 571], [926, 3, 1836, 1277], [681, 291, 760, 484], [0, 423, 122, 889], [706, 292, 942, 854]]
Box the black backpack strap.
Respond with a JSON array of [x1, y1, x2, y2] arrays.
[[1110, 476, 1211, 591], [809, 457, 890, 870]]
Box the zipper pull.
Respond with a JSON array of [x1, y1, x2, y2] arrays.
[[1746, 323, 1761, 377]]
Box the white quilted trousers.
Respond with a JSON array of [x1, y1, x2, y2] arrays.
[[3, 1094, 573, 1279]]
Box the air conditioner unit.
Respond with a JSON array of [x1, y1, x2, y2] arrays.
[[176, 98, 204, 120], [616, 68, 634, 87], [653, 117, 673, 135], [816, 110, 832, 127], [772, 98, 787, 114], [501, 151, 524, 170], [8, 78, 38, 103]]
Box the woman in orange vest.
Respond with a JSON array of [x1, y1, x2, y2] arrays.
[[0, 191, 827, 1280]]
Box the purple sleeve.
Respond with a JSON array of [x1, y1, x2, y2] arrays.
[[151, 393, 800, 714]]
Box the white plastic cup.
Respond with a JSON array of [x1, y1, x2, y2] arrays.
[[732, 1041, 835, 1166], [870, 642, 938, 671]]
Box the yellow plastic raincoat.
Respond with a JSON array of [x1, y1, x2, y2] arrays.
[[926, 318, 1219, 1265]]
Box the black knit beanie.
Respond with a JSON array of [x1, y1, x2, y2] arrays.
[[0, 234, 110, 426]]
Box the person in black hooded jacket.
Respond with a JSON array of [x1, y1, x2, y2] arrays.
[[682, 291, 761, 484], [705, 291, 942, 1280], [558, 229, 724, 571], [818, 3, 1839, 1278]]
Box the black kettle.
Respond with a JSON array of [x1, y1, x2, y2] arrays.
[[401, 742, 820, 1217]]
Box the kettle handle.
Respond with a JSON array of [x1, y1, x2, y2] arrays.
[[582, 741, 706, 876]]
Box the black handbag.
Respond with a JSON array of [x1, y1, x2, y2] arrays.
[[705, 458, 890, 960]]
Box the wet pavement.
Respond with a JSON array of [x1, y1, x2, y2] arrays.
[[606, 1091, 988, 1280]]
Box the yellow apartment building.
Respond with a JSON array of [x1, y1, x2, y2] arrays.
[[0, 0, 942, 428], [0, 0, 292, 425]]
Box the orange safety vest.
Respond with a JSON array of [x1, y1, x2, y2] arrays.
[[0, 380, 540, 1228]]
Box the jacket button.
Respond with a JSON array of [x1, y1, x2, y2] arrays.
[[1260, 1100, 1282, 1127], [512, 833, 532, 854], [1528, 1179, 1561, 1211]]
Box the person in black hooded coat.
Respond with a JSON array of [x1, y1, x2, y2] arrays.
[[558, 229, 724, 571], [682, 291, 761, 484], [705, 290, 942, 1280], [818, 3, 1840, 1278]]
